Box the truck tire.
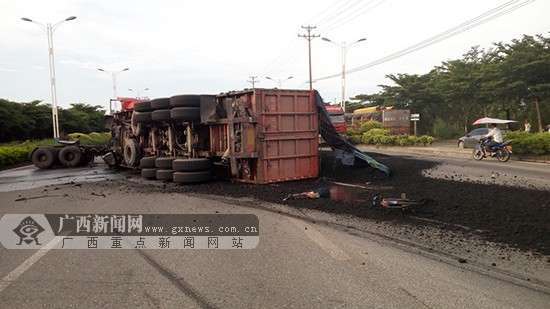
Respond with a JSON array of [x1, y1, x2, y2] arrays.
[[170, 95, 201, 107], [123, 139, 141, 167], [152, 109, 171, 122], [134, 101, 152, 112], [79, 152, 94, 166], [173, 171, 212, 184], [31, 147, 56, 169], [141, 168, 157, 179], [156, 169, 175, 181], [155, 157, 175, 169], [140, 156, 157, 168], [131, 112, 142, 135], [172, 158, 211, 172], [171, 107, 200, 121], [134, 111, 152, 123], [59, 146, 82, 167], [150, 98, 171, 110]]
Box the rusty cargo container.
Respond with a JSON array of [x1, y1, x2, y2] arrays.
[[208, 89, 319, 184]]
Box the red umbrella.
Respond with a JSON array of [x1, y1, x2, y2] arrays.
[[472, 117, 517, 125]]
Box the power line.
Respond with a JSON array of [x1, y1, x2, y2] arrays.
[[319, 0, 385, 34], [314, 0, 534, 82], [305, 0, 347, 26], [254, 0, 385, 82]]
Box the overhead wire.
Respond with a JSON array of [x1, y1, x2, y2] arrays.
[[305, 0, 347, 26], [314, 0, 534, 81], [318, 0, 385, 34], [254, 0, 375, 80]]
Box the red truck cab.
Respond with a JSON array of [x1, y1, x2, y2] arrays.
[[325, 104, 346, 134]]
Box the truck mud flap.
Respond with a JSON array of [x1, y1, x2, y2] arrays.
[[315, 91, 390, 176]]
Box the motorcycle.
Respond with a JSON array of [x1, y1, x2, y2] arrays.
[[472, 137, 512, 162]]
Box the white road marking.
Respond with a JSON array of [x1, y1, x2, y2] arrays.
[[0, 236, 63, 293], [288, 217, 351, 261]]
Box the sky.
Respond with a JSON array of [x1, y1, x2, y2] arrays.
[[1, 0, 549, 112]]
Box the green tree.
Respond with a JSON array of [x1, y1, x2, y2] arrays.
[[490, 34, 550, 132]]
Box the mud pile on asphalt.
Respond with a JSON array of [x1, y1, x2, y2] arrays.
[[156, 151, 549, 256]]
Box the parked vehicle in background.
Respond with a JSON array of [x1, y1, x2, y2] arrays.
[[347, 106, 410, 134], [458, 128, 509, 148], [324, 104, 346, 134]]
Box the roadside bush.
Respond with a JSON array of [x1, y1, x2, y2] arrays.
[[504, 131, 530, 140], [345, 127, 358, 136], [359, 120, 384, 133], [504, 132, 550, 155], [396, 135, 415, 146], [419, 135, 435, 146], [361, 128, 391, 145], [68, 133, 93, 144], [0, 140, 38, 167], [376, 134, 397, 146], [524, 134, 549, 155], [346, 134, 362, 145]]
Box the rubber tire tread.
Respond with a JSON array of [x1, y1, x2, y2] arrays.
[[150, 98, 171, 110], [31, 147, 56, 169], [472, 148, 484, 161], [59, 146, 82, 167], [497, 149, 510, 162], [134, 101, 152, 112], [131, 112, 141, 135], [156, 169, 175, 181], [152, 109, 171, 122], [123, 139, 141, 167], [170, 95, 201, 107], [155, 157, 176, 169], [140, 156, 158, 168], [133, 111, 152, 123], [170, 107, 200, 121], [172, 158, 211, 172], [173, 171, 212, 184], [141, 168, 157, 179]]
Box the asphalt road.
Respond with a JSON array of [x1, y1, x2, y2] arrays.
[[0, 156, 549, 308], [361, 145, 550, 191]]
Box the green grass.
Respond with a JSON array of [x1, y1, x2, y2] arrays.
[[0, 132, 111, 168]]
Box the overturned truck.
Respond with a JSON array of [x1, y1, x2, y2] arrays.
[[31, 89, 389, 184]]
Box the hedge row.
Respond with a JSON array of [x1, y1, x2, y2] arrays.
[[504, 131, 550, 155], [346, 120, 435, 146], [0, 132, 110, 168]]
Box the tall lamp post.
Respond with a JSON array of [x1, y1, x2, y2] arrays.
[[128, 87, 149, 98], [322, 37, 366, 111], [265, 76, 293, 88], [98, 68, 129, 114], [21, 16, 77, 141]]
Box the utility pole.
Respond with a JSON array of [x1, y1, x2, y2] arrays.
[[247, 76, 259, 89], [298, 25, 319, 90]]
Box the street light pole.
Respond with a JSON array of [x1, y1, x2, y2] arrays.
[[265, 76, 293, 88], [322, 37, 366, 111], [21, 16, 76, 141], [98, 68, 129, 114], [128, 87, 149, 98]]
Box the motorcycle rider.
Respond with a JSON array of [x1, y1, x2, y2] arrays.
[[483, 123, 503, 155]]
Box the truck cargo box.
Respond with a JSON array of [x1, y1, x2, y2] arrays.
[[209, 89, 319, 184]]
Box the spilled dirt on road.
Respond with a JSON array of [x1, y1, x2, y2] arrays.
[[122, 151, 549, 257]]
